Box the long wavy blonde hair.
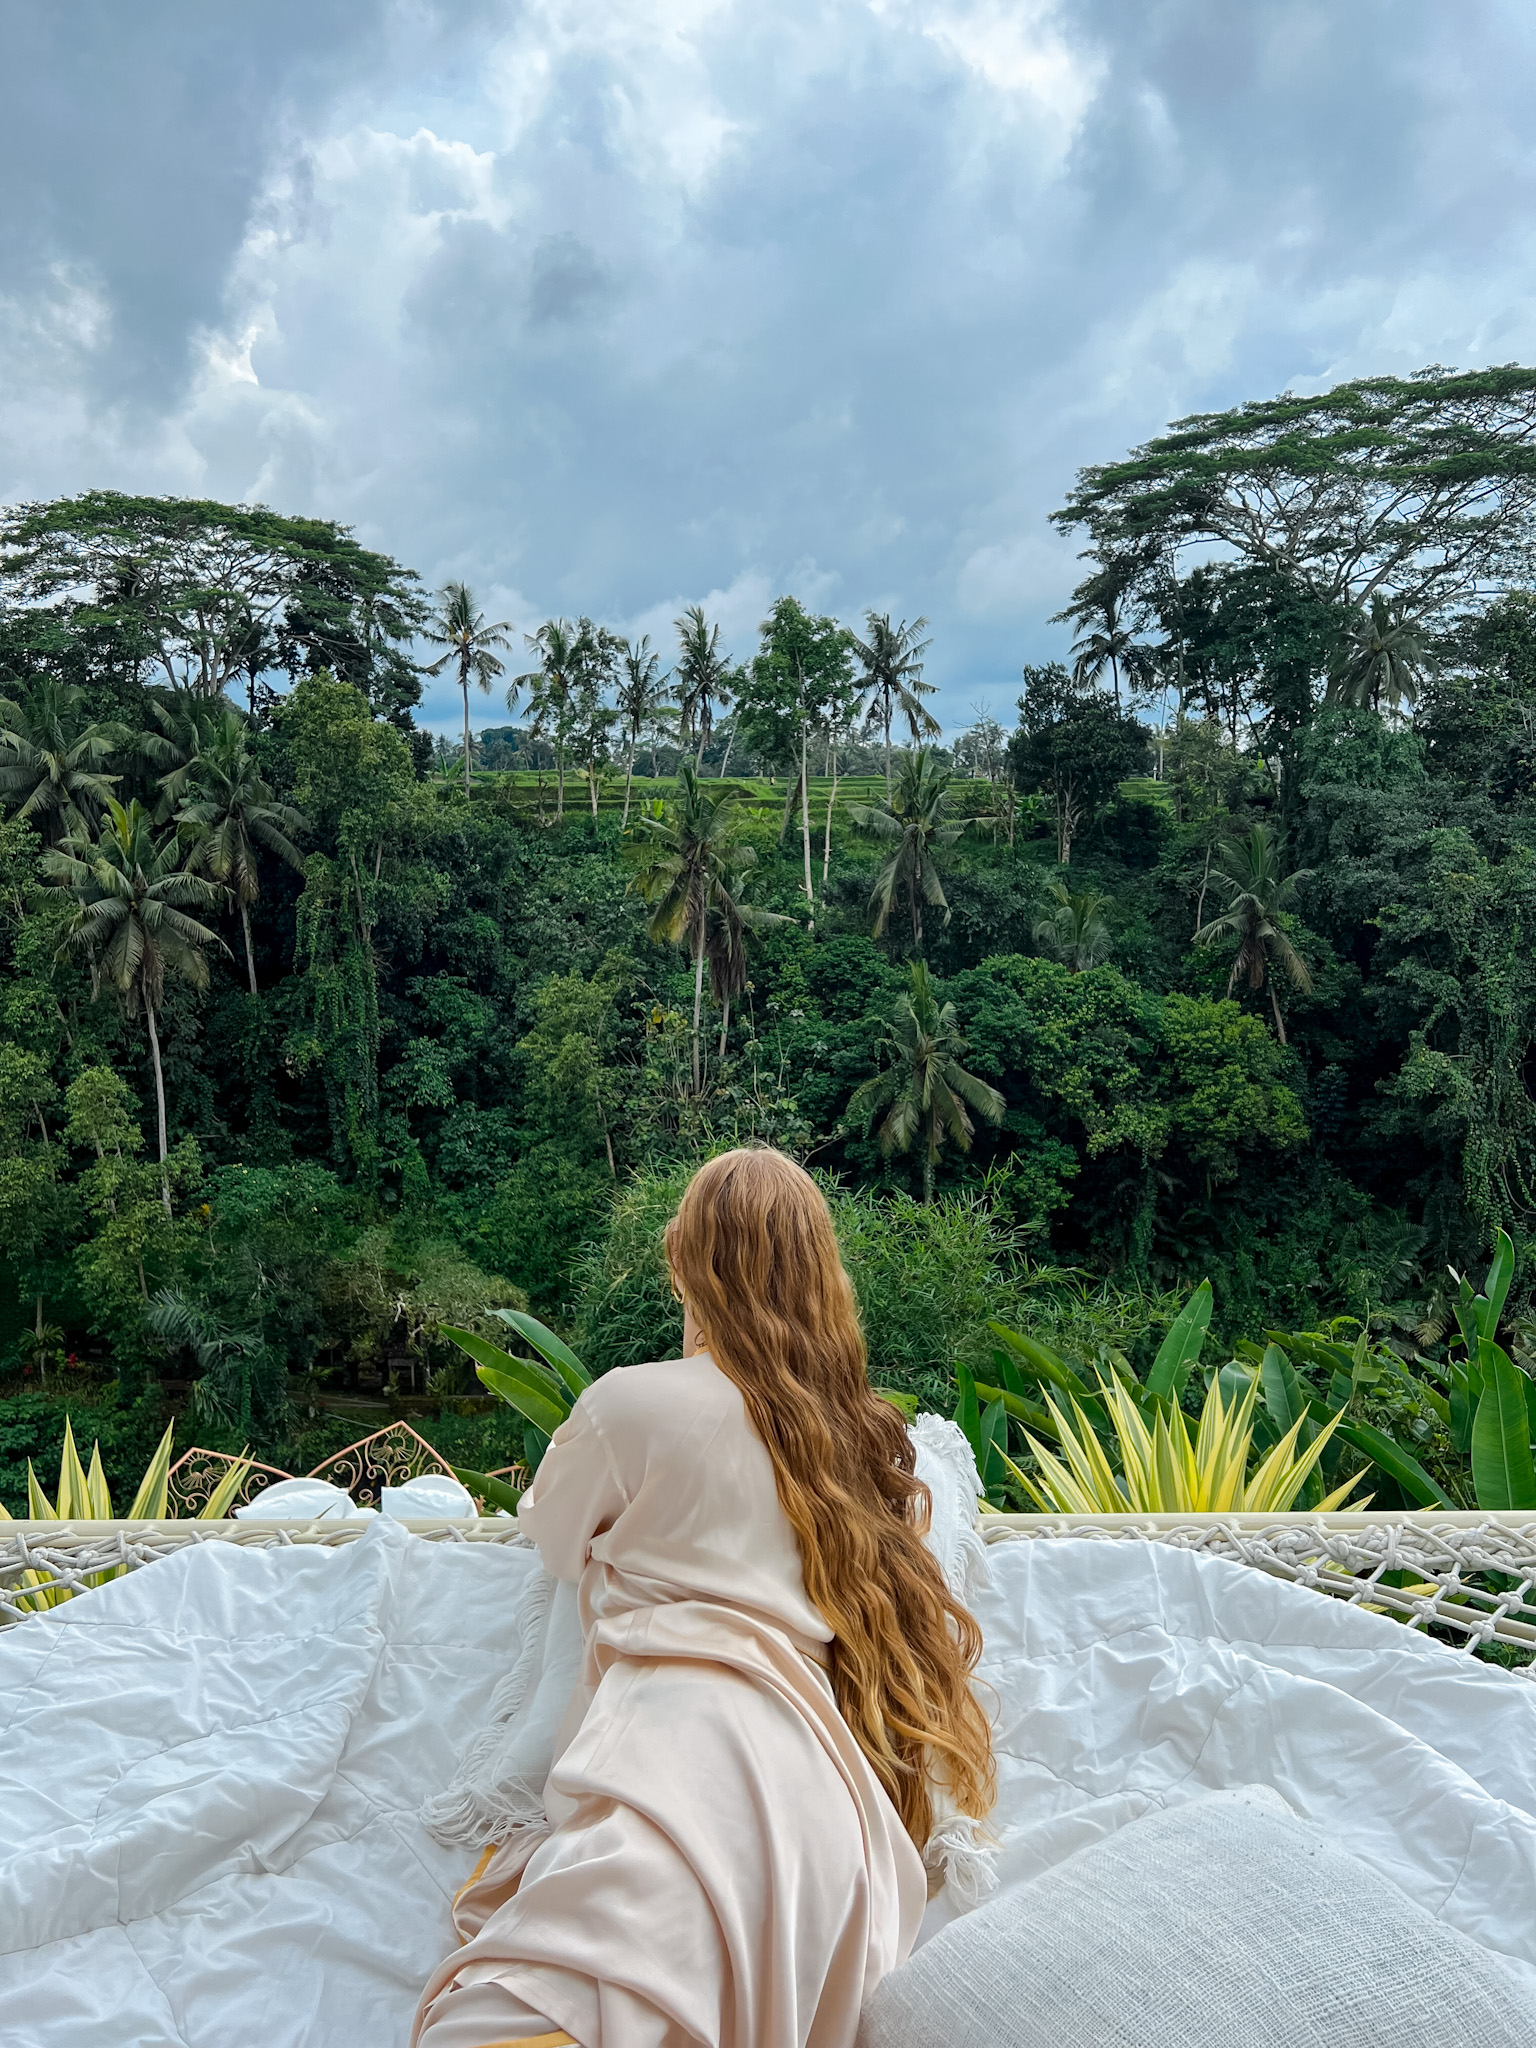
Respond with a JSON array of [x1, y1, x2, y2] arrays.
[[664, 1146, 994, 1849]]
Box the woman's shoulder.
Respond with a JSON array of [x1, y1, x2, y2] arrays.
[[576, 1353, 740, 1442]]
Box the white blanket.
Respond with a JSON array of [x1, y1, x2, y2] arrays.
[[4, 1516, 1536, 2045]]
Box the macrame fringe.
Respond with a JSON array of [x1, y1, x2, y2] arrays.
[[420, 1564, 558, 1847]]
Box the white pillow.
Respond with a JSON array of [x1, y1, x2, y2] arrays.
[[859, 1787, 1536, 2048], [381, 1474, 477, 1520], [233, 1477, 375, 1522]]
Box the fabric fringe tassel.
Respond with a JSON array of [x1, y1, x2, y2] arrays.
[[420, 1565, 558, 1848]]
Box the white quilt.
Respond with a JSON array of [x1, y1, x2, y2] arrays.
[[4, 1515, 1536, 2046]]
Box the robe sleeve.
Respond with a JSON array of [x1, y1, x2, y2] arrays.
[[515, 1396, 630, 1583]]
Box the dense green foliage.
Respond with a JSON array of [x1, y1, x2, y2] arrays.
[[4, 373, 1536, 1511]]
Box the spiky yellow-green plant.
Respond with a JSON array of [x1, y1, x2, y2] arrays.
[[0, 1417, 253, 1611], [1010, 1372, 1369, 1516]]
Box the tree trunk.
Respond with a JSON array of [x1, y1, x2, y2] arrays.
[[240, 901, 259, 995], [884, 700, 893, 798], [718, 995, 730, 1061], [556, 745, 565, 818], [462, 675, 473, 799], [821, 741, 838, 886], [799, 724, 815, 926], [622, 746, 635, 827], [778, 773, 798, 845], [588, 756, 599, 817], [718, 723, 735, 778], [922, 1137, 934, 1205], [1269, 982, 1288, 1045], [35, 1293, 46, 1388], [144, 997, 172, 1217], [1193, 835, 1214, 937], [691, 931, 706, 1095]]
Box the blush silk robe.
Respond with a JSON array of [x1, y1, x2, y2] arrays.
[[412, 1352, 926, 2048]]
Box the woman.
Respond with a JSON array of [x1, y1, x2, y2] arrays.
[[413, 1147, 994, 2048]]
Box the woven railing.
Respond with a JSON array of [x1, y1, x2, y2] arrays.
[[986, 1510, 1536, 1667], [5, 1511, 1536, 1666]]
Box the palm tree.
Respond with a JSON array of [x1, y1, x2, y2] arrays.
[[1327, 596, 1427, 713], [852, 613, 937, 795], [1195, 823, 1313, 1043], [517, 619, 583, 817], [615, 636, 675, 825], [0, 677, 123, 843], [1032, 879, 1113, 971], [424, 582, 513, 798], [630, 763, 748, 1093], [848, 750, 979, 952], [703, 848, 793, 1056], [1069, 588, 1140, 710], [167, 708, 308, 993], [675, 605, 733, 770], [42, 799, 225, 1212], [845, 963, 1005, 1201]]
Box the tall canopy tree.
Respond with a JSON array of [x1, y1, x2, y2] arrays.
[[0, 677, 123, 843], [1195, 823, 1313, 1044], [739, 597, 854, 916], [169, 709, 308, 994], [848, 750, 976, 952], [42, 799, 224, 1212], [852, 613, 937, 795], [424, 583, 513, 799], [517, 619, 587, 818], [845, 962, 1005, 1201], [1010, 663, 1146, 863], [0, 492, 427, 722], [1054, 367, 1536, 628], [630, 763, 748, 1094], [674, 605, 733, 770], [615, 636, 674, 824]]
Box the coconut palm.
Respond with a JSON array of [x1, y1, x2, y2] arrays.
[[845, 962, 1005, 1201], [0, 677, 123, 843], [42, 799, 225, 1212], [703, 848, 794, 1056], [630, 763, 748, 1093], [849, 750, 983, 952], [615, 636, 675, 825], [1326, 596, 1428, 713], [674, 605, 733, 770], [1195, 823, 1313, 1043], [424, 582, 513, 798], [1069, 588, 1140, 711], [517, 618, 585, 817], [1033, 879, 1113, 972], [167, 708, 308, 993], [852, 613, 938, 796]]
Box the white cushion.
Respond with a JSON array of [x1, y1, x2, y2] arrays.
[[859, 1787, 1536, 2048], [380, 1474, 476, 1520], [233, 1478, 374, 1521]]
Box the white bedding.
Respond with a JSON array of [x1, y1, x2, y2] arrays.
[[4, 1516, 1536, 2046]]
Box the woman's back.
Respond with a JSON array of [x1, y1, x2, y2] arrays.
[[519, 1354, 832, 1656]]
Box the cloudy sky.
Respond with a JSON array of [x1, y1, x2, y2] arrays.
[[3, 0, 1535, 733]]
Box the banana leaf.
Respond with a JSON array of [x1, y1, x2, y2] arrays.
[[988, 1322, 1096, 1403], [1471, 1339, 1536, 1510], [489, 1307, 592, 1398], [1477, 1228, 1516, 1341], [975, 1380, 1056, 1435], [451, 1464, 524, 1515], [442, 1325, 571, 1434], [1330, 1418, 1453, 1510], [1145, 1280, 1212, 1405]]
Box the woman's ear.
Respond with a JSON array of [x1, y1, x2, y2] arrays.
[[682, 1303, 708, 1358]]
